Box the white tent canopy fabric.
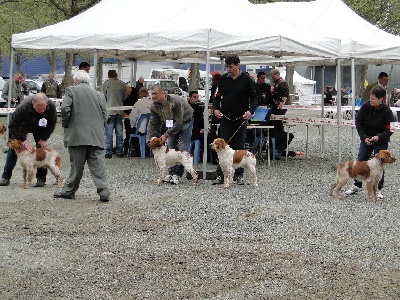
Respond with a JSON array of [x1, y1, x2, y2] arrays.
[[255, 0, 400, 65], [11, 0, 340, 61]]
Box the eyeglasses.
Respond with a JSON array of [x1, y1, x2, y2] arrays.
[[152, 92, 163, 96]]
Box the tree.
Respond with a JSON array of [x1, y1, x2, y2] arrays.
[[0, 0, 100, 85]]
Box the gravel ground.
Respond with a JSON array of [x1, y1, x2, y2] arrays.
[[0, 111, 399, 300]]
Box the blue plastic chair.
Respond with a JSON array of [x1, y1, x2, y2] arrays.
[[190, 139, 201, 164], [128, 113, 150, 159]]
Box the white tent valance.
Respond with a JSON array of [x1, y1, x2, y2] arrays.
[[11, 0, 340, 61]]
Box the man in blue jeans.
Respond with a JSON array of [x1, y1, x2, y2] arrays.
[[146, 84, 194, 185], [102, 70, 126, 158], [0, 93, 57, 187], [345, 86, 395, 200]]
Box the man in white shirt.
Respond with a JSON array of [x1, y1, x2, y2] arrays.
[[128, 87, 152, 156]]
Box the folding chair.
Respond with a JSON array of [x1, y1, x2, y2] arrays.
[[128, 113, 150, 159]]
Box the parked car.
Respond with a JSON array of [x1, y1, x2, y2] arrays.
[[24, 79, 43, 95], [0, 77, 5, 99], [144, 79, 182, 96]]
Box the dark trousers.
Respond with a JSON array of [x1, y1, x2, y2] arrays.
[[215, 117, 247, 178], [270, 128, 294, 153], [353, 141, 388, 190], [2, 134, 48, 181]]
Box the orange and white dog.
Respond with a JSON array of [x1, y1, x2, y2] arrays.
[[329, 150, 395, 201], [148, 137, 198, 186], [7, 139, 63, 189], [210, 138, 258, 188]]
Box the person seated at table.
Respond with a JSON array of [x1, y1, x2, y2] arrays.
[[128, 87, 152, 156], [324, 86, 334, 106], [268, 99, 294, 159], [188, 91, 217, 164]]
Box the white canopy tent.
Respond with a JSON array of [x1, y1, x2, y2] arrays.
[[11, 0, 340, 61], [9, 0, 342, 176], [255, 0, 400, 161], [255, 0, 400, 65]]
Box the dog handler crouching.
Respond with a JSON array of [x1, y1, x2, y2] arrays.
[[345, 86, 395, 200], [146, 84, 194, 185], [0, 93, 57, 187]]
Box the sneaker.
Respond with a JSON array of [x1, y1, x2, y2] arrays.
[[377, 189, 384, 200], [0, 178, 10, 186], [236, 176, 245, 185], [212, 176, 224, 185], [170, 175, 180, 185], [163, 174, 172, 183], [345, 185, 359, 195]]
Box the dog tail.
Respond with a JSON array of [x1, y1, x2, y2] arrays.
[[55, 156, 62, 170]]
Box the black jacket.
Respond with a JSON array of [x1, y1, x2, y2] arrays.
[[355, 102, 394, 143], [212, 72, 257, 119], [189, 102, 204, 141], [9, 96, 57, 142]]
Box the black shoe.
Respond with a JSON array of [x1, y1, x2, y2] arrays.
[[105, 154, 112, 158], [236, 176, 245, 185], [53, 191, 75, 199], [117, 154, 124, 158], [100, 195, 109, 202], [0, 178, 10, 186], [34, 179, 46, 187], [212, 176, 224, 185]]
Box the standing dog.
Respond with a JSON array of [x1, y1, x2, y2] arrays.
[[329, 150, 395, 201], [210, 138, 258, 188], [148, 137, 198, 186], [7, 139, 63, 189]]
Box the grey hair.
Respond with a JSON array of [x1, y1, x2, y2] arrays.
[[73, 70, 91, 83], [152, 84, 165, 93], [32, 92, 49, 104]]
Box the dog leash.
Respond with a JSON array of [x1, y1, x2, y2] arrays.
[[224, 116, 247, 144]]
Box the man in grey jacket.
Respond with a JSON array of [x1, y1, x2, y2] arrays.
[[54, 70, 111, 202], [1, 71, 29, 108], [146, 84, 194, 184], [102, 70, 127, 158]]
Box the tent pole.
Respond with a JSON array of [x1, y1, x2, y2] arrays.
[[133, 61, 137, 85], [93, 49, 98, 90], [203, 49, 211, 179], [336, 59, 342, 163], [320, 66, 325, 157], [117, 60, 122, 78], [130, 61, 134, 86], [351, 58, 356, 161], [6, 48, 15, 129]]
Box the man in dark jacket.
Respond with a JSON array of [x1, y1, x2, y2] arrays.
[[212, 54, 258, 185], [0, 93, 57, 187], [345, 86, 395, 200], [254, 71, 273, 106]]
